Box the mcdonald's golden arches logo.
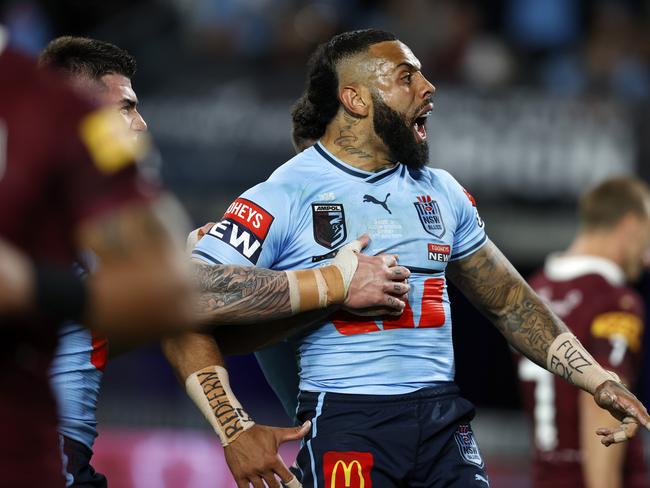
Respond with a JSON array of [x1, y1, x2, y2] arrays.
[[323, 451, 373, 488]]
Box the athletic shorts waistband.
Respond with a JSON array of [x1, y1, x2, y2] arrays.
[[298, 382, 459, 405]]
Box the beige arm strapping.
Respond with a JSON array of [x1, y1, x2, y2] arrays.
[[185, 365, 255, 446], [546, 332, 620, 394], [285, 238, 361, 314]]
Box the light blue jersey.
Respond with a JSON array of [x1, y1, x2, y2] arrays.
[[193, 142, 486, 395], [50, 324, 107, 449], [49, 257, 107, 450]]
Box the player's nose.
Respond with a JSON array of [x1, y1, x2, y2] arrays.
[[419, 74, 435, 101], [132, 111, 148, 132]]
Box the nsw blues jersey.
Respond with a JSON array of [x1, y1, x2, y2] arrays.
[[50, 324, 107, 449], [193, 142, 487, 395], [49, 256, 107, 450]]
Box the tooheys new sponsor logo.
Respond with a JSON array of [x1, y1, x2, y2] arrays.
[[208, 198, 274, 264], [324, 451, 373, 488], [428, 243, 451, 262]]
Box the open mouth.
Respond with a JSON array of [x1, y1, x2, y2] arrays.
[[412, 103, 433, 143]]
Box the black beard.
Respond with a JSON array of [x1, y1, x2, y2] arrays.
[[372, 94, 429, 170]]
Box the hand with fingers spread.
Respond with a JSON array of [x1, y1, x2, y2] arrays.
[[224, 422, 310, 488], [593, 380, 650, 446], [342, 235, 410, 316]]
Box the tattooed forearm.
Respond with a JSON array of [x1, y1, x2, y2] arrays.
[[213, 307, 336, 354], [193, 263, 292, 325], [446, 239, 569, 367]]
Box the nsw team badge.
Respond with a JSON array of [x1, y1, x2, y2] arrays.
[[312, 203, 347, 249], [454, 424, 484, 467], [414, 195, 446, 238]]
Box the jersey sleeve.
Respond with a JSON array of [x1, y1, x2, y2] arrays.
[[192, 181, 291, 268], [586, 290, 644, 382], [60, 103, 159, 226], [441, 172, 487, 261]]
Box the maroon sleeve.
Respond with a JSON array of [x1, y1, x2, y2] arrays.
[[586, 289, 644, 383], [55, 93, 161, 228]]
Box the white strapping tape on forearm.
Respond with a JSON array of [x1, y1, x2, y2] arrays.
[[185, 365, 255, 446], [285, 239, 361, 314], [331, 238, 362, 290], [284, 476, 303, 488], [546, 332, 619, 394]]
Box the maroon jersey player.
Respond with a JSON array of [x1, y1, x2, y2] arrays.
[[0, 39, 194, 486], [519, 177, 650, 488]]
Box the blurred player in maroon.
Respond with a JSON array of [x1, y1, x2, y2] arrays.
[[0, 29, 196, 486], [519, 177, 650, 488]]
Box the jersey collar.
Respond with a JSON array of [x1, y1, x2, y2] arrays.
[[314, 141, 402, 184], [544, 254, 625, 286]]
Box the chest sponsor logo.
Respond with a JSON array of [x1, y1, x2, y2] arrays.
[[362, 193, 391, 214], [312, 203, 347, 249], [454, 424, 484, 467], [207, 198, 274, 264], [324, 451, 373, 488], [428, 243, 450, 262], [414, 195, 446, 238]]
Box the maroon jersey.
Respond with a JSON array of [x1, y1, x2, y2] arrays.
[[518, 255, 647, 488], [0, 46, 154, 487]]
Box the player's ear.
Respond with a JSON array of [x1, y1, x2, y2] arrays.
[[339, 84, 369, 118]]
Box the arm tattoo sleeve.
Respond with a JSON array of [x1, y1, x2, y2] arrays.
[[446, 239, 569, 367], [192, 263, 292, 324]]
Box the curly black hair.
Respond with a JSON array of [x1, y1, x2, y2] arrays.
[[291, 29, 397, 143], [39, 36, 136, 80]]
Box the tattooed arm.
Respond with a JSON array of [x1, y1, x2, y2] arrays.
[[446, 239, 568, 367], [192, 262, 291, 325], [447, 239, 650, 444]]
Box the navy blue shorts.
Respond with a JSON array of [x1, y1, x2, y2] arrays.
[[294, 384, 490, 487], [59, 435, 107, 488]]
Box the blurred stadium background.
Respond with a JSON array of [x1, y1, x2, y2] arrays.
[[4, 0, 650, 486]]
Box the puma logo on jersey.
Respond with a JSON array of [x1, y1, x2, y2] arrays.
[[363, 193, 391, 214], [475, 474, 489, 485]]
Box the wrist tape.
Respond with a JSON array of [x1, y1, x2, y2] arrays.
[[185, 365, 255, 446], [285, 239, 361, 313], [546, 332, 620, 394], [34, 265, 87, 322]]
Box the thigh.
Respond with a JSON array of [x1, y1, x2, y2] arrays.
[[295, 394, 415, 488], [409, 394, 489, 488], [411, 422, 490, 488]]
